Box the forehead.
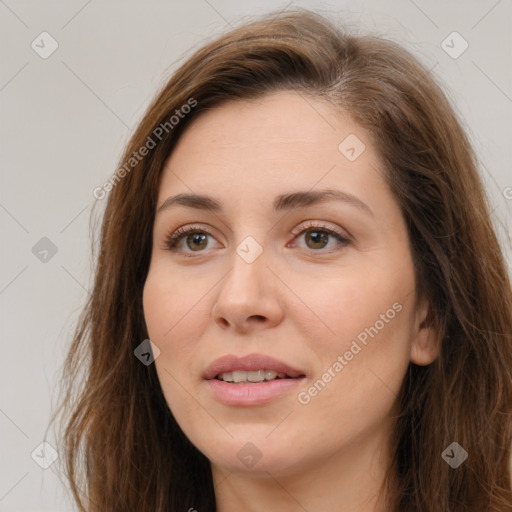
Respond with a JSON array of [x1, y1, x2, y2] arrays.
[[158, 91, 388, 209]]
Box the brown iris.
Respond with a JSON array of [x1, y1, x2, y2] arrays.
[[305, 230, 329, 249], [186, 233, 208, 251]]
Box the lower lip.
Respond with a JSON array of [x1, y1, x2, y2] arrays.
[[206, 377, 306, 406]]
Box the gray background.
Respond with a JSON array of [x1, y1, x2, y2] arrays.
[[1, 0, 511, 510]]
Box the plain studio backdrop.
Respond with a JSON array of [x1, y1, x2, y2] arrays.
[[0, 1, 511, 510]]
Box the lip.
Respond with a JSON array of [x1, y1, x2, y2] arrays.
[[206, 378, 305, 406], [203, 353, 307, 406], [203, 353, 305, 380]]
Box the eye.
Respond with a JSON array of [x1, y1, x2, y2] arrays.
[[163, 225, 220, 255], [289, 221, 350, 253], [162, 221, 351, 257]]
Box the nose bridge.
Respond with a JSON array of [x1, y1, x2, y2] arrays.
[[212, 235, 283, 330], [220, 237, 269, 303], [221, 213, 271, 291]]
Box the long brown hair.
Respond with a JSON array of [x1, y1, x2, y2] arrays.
[[49, 8, 512, 511]]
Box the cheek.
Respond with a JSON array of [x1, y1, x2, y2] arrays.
[[143, 268, 206, 421], [288, 261, 412, 357], [142, 267, 206, 401], [143, 264, 209, 343], [297, 304, 411, 442], [294, 264, 413, 411]]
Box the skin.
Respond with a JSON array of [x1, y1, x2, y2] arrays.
[[143, 91, 439, 511]]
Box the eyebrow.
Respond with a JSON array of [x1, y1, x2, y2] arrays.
[[156, 188, 373, 217]]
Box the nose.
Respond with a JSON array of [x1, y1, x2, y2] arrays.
[[212, 247, 284, 334]]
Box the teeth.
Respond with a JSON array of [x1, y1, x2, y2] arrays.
[[247, 370, 265, 382], [217, 370, 288, 383]]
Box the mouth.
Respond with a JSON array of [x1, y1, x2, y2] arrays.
[[215, 369, 300, 383], [203, 353, 306, 381], [204, 353, 306, 406]]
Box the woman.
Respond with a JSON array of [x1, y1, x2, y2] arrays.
[[51, 8, 512, 511]]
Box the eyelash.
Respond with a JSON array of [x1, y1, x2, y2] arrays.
[[162, 221, 351, 257]]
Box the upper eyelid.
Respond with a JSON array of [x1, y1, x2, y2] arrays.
[[166, 221, 347, 240], [290, 220, 349, 237]]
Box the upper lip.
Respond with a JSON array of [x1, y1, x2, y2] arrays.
[[203, 353, 306, 380]]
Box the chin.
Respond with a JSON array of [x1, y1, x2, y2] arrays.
[[195, 432, 312, 477]]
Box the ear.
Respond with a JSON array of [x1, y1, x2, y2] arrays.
[[410, 296, 440, 366]]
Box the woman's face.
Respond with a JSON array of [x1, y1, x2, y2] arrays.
[[143, 91, 437, 479]]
